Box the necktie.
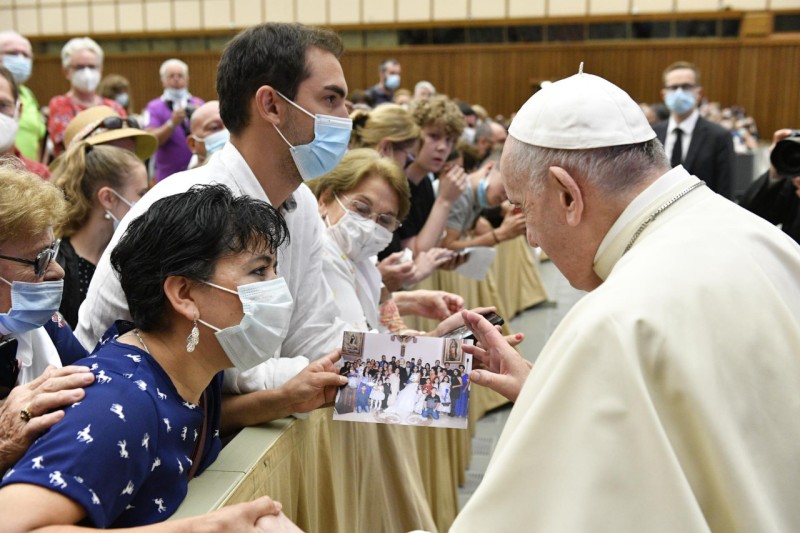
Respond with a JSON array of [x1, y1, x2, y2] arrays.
[[670, 128, 683, 168]]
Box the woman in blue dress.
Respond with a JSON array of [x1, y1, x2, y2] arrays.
[[0, 184, 292, 529]]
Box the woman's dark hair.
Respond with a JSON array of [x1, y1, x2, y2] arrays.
[[217, 22, 344, 135], [110, 184, 289, 331]]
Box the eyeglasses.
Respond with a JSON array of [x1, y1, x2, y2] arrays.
[[338, 195, 402, 231], [0, 240, 61, 278], [86, 116, 140, 137], [664, 83, 697, 92]]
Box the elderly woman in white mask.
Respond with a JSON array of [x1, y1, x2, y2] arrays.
[[47, 37, 126, 158]]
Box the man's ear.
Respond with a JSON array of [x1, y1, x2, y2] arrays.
[[186, 135, 197, 153], [163, 276, 199, 323], [254, 86, 283, 126], [549, 166, 584, 227]]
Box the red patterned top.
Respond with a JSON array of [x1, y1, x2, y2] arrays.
[[13, 146, 50, 180], [47, 94, 127, 157]]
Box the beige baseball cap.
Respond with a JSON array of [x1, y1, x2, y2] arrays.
[[509, 65, 655, 150]]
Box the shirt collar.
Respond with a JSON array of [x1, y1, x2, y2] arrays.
[[667, 108, 700, 135]]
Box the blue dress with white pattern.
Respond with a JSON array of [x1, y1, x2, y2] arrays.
[[0, 331, 223, 527]]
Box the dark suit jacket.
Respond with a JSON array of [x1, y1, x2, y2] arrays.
[[654, 116, 735, 199], [739, 171, 800, 243]]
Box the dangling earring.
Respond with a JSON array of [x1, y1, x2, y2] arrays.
[[186, 313, 200, 352]]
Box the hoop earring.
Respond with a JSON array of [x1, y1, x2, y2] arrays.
[[186, 314, 200, 353]]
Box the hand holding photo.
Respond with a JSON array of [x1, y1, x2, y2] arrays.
[[333, 331, 474, 429]]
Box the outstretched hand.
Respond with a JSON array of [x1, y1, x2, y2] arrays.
[[285, 350, 347, 414], [460, 310, 532, 402]]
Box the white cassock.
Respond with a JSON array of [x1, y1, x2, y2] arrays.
[[452, 167, 800, 532]]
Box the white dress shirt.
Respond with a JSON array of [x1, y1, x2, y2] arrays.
[[663, 109, 699, 164]]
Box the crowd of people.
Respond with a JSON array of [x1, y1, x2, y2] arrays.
[[0, 19, 799, 532]]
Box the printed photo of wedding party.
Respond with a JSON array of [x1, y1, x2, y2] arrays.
[[333, 332, 473, 429]]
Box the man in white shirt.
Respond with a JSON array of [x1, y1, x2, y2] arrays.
[[76, 23, 352, 419], [653, 61, 735, 199], [453, 68, 800, 532]]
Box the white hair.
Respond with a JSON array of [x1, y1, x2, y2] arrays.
[[61, 37, 103, 69], [0, 31, 32, 55], [503, 136, 669, 197], [160, 58, 189, 79], [414, 81, 436, 98]]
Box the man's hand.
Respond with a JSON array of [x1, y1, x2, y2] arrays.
[[460, 310, 532, 401], [377, 251, 417, 292], [412, 248, 455, 281], [426, 306, 494, 337], [394, 290, 465, 321], [283, 351, 347, 414], [0, 365, 94, 474]]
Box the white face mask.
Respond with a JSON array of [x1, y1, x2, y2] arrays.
[[326, 195, 394, 263], [104, 189, 135, 232], [198, 277, 294, 372], [71, 67, 100, 93], [0, 112, 19, 152]]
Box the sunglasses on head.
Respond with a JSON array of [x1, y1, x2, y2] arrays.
[[87, 116, 140, 136], [0, 240, 61, 278]]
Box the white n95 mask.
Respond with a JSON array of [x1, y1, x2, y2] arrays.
[[198, 277, 294, 371]]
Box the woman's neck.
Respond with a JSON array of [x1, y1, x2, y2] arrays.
[[69, 210, 115, 265], [69, 89, 98, 106], [125, 328, 224, 404]]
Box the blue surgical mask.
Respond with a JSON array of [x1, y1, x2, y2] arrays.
[[164, 87, 189, 102], [664, 89, 696, 116], [272, 91, 352, 182], [476, 178, 490, 209], [115, 92, 129, 108], [2, 54, 32, 84], [193, 128, 229, 157], [385, 74, 401, 91], [0, 277, 64, 335]]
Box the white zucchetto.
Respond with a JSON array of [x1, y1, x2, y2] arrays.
[[509, 67, 656, 150]]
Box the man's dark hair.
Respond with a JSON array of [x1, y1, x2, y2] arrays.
[[110, 184, 289, 331], [217, 23, 344, 135]]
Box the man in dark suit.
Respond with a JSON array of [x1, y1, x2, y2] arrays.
[[653, 61, 735, 200]]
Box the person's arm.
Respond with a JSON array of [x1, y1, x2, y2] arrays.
[[147, 106, 187, 146], [402, 165, 467, 256], [219, 351, 347, 435], [392, 290, 464, 321], [0, 366, 94, 475], [441, 211, 527, 250]]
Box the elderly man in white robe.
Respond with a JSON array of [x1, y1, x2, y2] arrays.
[[453, 68, 800, 532]]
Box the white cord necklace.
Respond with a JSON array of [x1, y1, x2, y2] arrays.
[[623, 181, 705, 255], [133, 329, 150, 354]]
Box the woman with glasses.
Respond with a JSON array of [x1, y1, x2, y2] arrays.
[[51, 141, 149, 328], [0, 163, 90, 389]]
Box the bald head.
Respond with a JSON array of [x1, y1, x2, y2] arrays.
[[189, 101, 222, 137]]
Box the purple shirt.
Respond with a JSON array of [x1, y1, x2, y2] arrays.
[[144, 96, 204, 182]]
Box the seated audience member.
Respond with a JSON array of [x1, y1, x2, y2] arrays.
[[144, 58, 204, 182], [0, 164, 88, 388], [350, 104, 455, 290], [451, 71, 800, 531], [52, 142, 151, 327], [365, 58, 401, 107], [378, 96, 467, 261], [0, 184, 306, 529], [48, 37, 126, 159], [392, 88, 411, 106], [186, 100, 228, 169], [98, 73, 133, 116], [0, 31, 45, 162], [440, 164, 526, 250], [739, 128, 800, 243], [413, 80, 435, 100], [312, 149, 465, 333], [0, 66, 49, 179]]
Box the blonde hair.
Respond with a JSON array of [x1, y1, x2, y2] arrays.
[[409, 95, 465, 140], [310, 148, 410, 220], [350, 104, 420, 149], [52, 143, 143, 237], [0, 159, 66, 244]]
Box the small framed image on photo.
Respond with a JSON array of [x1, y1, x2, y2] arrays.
[[443, 338, 464, 365], [342, 331, 365, 357]]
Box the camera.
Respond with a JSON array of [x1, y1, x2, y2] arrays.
[[770, 130, 800, 176]]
